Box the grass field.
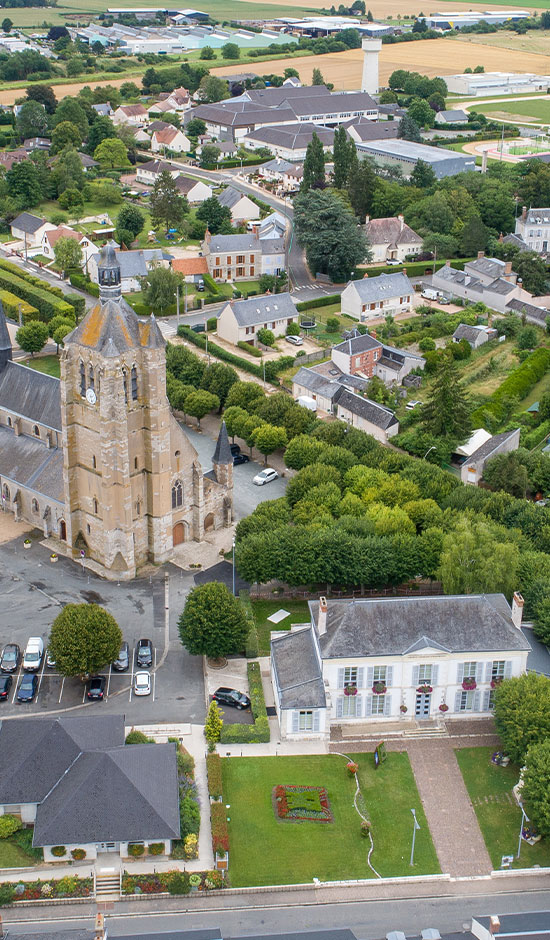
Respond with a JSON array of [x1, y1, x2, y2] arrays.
[[455, 28, 550, 57], [22, 355, 60, 377], [0, 839, 39, 868], [470, 98, 550, 125], [456, 747, 550, 870], [250, 598, 310, 654], [221, 753, 439, 886]]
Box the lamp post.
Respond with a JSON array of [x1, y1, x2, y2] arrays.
[[410, 808, 420, 867], [423, 445, 436, 461], [232, 537, 236, 596], [517, 805, 526, 859]]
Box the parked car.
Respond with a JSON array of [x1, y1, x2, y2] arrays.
[[421, 288, 438, 301], [438, 296, 450, 304], [136, 638, 153, 668], [134, 671, 151, 696], [406, 400, 422, 411], [23, 637, 44, 672], [112, 641, 130, 672], [230, 444, 241, 457], [0, 644, 20, 674], [46, 649, 56, 669], [233, 452, 250, 465], [196, 277, 205, 292], [385, 258, 401, 266], [0, 674, 12, 700], [86, 676, 106, 701], [17, 673, 38, 702], [253, 468, 278, 486], [286, 334, 303, 346], [213, 687, 251, 710]]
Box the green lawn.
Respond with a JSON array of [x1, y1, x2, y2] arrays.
[[250, 598, 310, 655], [455, 746, 550, 870], [22, 355, 60, 378], [221, 753, 439, 887], [0, 838, 38, 868], [470, 99, 550, 124]]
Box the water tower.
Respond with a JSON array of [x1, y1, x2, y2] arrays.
[[361, 37, 382, 95]]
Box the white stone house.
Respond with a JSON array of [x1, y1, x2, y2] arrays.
[[136, 159, 178, 186], [217, 186, 260, 224], [217, 293, 298, 346], [459, 427, 521, 485], [514, 206, 550, 255], [452, 323, 498, 349], [113, 104, 148, 126], [271, 593, 530, 739], [174, 175, 212, 204], [334, 387, 399, 444], [341, 273, 414, 321], [10, 212, 56, 248], [364, 215, 423, 264], [36, 226, 96, 267], [151, 127, 191, 155]]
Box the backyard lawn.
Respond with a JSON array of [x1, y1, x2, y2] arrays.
[[22, 355, 60, 378], [0, 838, 38, 868], [250, 598, 310, 655], [456, 747, 550, 870], [221, 752, 439, 887]]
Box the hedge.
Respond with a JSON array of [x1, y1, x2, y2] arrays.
[[69, 272, 100, 297], [471, 347, 550, 427], [206, 753, 222, 800], [240, 589, 259, 658], [0, 263, 75, 323], [353, 258, 473, 280], [210, 801, 229, 854], [237, 339, 262, 358], [179, 325, 294, 382], [296, 294, 341, 312], [0, 288, 38, 322], [203, 272, 219, 294], [522, 418, 550, 451], [220, 661, 270, 744]]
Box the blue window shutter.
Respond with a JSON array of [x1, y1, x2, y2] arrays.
[[431, 665, 439, 687], [355, 695, 362, 717], [476, 662, 484, 684], [412, 665, 420, 686], [482, 690, 491, 712], [383, 694, 392, 716], [473, 690, 481, 712], [337, 668, 345, 689], [313, 710, 320, 732], [504, 661, 512, 679], [365, 695, 373, 716], [485, 662, 493, 683], [386, 665, 393, 687], [357, 667, 364, 689], [454, 690, 462, 712], [292, 711, 299, 733], [336, 697, 343, 718], [366, 666, 374, 687], [456, 662, 464, 683]]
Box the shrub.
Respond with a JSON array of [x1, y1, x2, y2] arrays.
[[203, 272, 219, 294], [128, 843, 145, 857], [179, 792, 200, 839], [210, 801, 229, 854], [71, 848, 86, 860], [11, 827, 42, 860], [296, 294, 340, 311], [184, 833, 198, 859], [148, 843, 165, 855], [245, 620, 259, 657], [166, 870, 190, 895], [125, 729, 153, 744], [0, 259, 74, 323], [257, 327, 275, 346], [207, 753, 223, 800], [472, 347, 550, 428], [51, 845, 66, 857], [219, 661, 270, 743], [0, 884, 14, 906], [248, 660, 266, 720], [237, 340, 262, 358], [64, 292, 86, 322], [0, 814, 22, 839], [176, 746, 195, 777], [0, 289, 38, 322], [207, 316, 217, 331], [326, 317, 340, 333], [189, 873, 201, 887]]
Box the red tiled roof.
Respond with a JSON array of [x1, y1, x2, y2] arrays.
[[172, 257, 208, 275]]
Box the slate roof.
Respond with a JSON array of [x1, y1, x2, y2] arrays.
[[218, 186, 253, 210], [212, 420, 231, 464], [271, 626, 326, 709], [334, 388, 398, 431], [0, 361, 61, 430], [346, 119, 399, 142], [0, 716, 124, 805], [11, 211, 45, 234], [309, 595, 531, 660], [119, 103, 147, 116], [437, 109, 468, 122], [243, 122, 335, 151], [466, 256, 507, 279], [453, 323, 488, 344], [503, 233, 527, 250], [193, 102, 296, 128], [262, 157, 295, 174], [506, 297, 548, 323], [467, 428, 520, 465], [208, 232, 260, 252], [0, 426, 64, 501], [33, 743, 180, 847], [175, 175, 209, 195], [226, 293, 297, 327], [288, 91, 377, 117], [347, 272, 413, 303], [293, 365, 342, 401], [521, 207, 550, 224], [148, 119, 174, 133], [262, 237, 285, 256], [0, 301, 11, 352], [138, 158, 174, 174], [333, 332, 381, 356], [365, 216, 422, 247], [243, 84, 329, 106]]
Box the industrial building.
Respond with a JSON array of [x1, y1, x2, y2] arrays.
[[356, 139, 475, 179], [426, 9, 530, 29], [443, 71, 550, 95]]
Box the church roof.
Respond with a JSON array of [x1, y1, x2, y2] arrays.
[[0, 425, 64, 501], [0, 300, 11, 352], [0, 361, 61, 430], [212, 420, 231, 464], [67, 297, 144, 353]]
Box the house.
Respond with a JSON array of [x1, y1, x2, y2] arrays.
[[148, 119, 175, 134], [37, 226, 96, 266], [259, 158, 303, 192], [91, 102, 113, 117], [332, 330, 424, 384], [88, 247, 173, 292], [203, 230, 284, 281], [217, 293, 298, 346], [514, 205, 550, 255], [355, 139, 475, 179], [345, 118, 399, 145], [434, 109, 469, 125], [149, 99, 178, 117], [459, 427, 521, 485], [334, 387, 399, 443], [0, 715, 180, 860], [166, 86, 191, 111], [341, 272, 414, 321], [217, 186, 260, 224], [10, 212, 56, 248], [0, 148, 28, 171], [270, 593, 530, 739], [151, 127, 191, 154], [77, 152, 99, 171], [23, 137, 51, 152], [113, 103, 148, 126], [242, 123, 335, 161], [431, 255, 533, 314], [364, 215, 423, 264], [171, 255, 209, 283], [136, 159, 178, 185], [174, 175, 212, 203], [258, 211, 287, 240], [506, 297, 550, 327], [452, 323, 497, 349]]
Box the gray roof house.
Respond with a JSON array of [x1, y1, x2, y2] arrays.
[[10, 211, 46, 235], [242, 122, 335, 161], [452, 323, 497, 348], [341, 272, 415, 321], [270, 593, 531, 739], [435, 109, 469, 124], [0, 715, 180, 861], [333, 387, 399, 444], [431, 258, 531, 314], [217, 186, 260, 223], [88, 248, 173, 292], [459, 427, 521, 485], [217, 293, 298, 345], [506, 297, 549, 326]]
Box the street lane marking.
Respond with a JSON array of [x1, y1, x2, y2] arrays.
[[58, 676, 65, 704]]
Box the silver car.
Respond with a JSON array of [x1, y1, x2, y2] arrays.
[[134, 671, 151, 696], [252, 468, 279, 486]]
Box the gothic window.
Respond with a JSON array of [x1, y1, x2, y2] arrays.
[[123, 370, 128, 404], [93, 498, 98, 514], [92, 456, 97, 469], [80, 361, 86, 397], [88, 365, 94, 392], [172, 480, 183, 509], [131, 365, 138, 401], [136, 500, 141, 516], [33, 425, 40, 437], [2, 484, 9, 502], [7, 416, 11, 427], [31, 498, 38, 513]]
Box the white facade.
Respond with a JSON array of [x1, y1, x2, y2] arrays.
[[151, 129, 191, 154], [341, 277, 414, 321], [361, 37, 381, 95], [515, 207, 550, 255]]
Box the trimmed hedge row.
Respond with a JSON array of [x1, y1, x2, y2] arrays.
[[203, 272, 218, 294], [179, 325, 294, 383], [296, 294, 340, 312], [240, 589, 260, 658], [69, 272, 100, 297], [206, 753, 222, 800], [220, 661, 269, 744], [0, 261, 74, 323], [522, 417, 550, 451], [237, 339, 262, 358], [472, 347, 550, 427], [353, 258, 472, 280], [0, 288, 38, 321], [210, 801, 229, 854]]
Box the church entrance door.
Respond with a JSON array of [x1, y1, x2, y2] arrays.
[[173, 523, 185, 546], [59, 520, 67, 541]]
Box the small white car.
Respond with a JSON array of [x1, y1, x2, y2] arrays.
[[406, 400, 422, 411], [286, 334, 303, 346], [134, 671, 151, 696], [252, 468, 279, 486], [23, 637, 44, 672], [385, 258, 401, 266]]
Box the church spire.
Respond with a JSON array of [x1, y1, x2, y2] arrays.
[[0, 298, 12, 373], [98, 245, 122, 304], [212, 420, 232, 465]]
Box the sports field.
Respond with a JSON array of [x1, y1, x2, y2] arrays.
[[470, 98, 550, 124]]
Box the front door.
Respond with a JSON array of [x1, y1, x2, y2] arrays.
[[96, 842, 118, 853], [415, 693, 431, 717]]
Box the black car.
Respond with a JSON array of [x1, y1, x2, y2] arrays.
[[87, 676, 106, 701], [0, 674, 12, 700], [136, 638, 153, 668], [230, 444, 241, 457], [212, 687, 251, 710], [0, 644, 20, 674], [17, 673, 38, 702], [233, 452, 250, 466], [112, 641, 130, 672]]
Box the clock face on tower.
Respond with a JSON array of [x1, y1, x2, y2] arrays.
[[86, 388, 97, 405]]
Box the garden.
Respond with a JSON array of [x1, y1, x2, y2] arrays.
[[122, 869, 223, 897], [248, 599, 311, 656], [220, 752, 439, 886], [0, 875, 92, 906]]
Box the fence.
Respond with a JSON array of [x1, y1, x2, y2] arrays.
[[249, 581, 443, 600]]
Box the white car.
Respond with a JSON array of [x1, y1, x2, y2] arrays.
[[23, 637, 44, 672], [406, 400, 422, 411], [385, 258, 401, 266], [134, 671, 151, 696], [252, 468, 279, 486], [286, 334, 303, 346]]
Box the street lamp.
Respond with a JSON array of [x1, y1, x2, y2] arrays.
[[410, 808, 420, 867], [232, 537, 236, 596], [423, 445, 436, 461]]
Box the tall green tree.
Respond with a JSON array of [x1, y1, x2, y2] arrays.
[[15, 320, 48, 357], [6, 160, 43, 209], [196, 195, 231, 234], [294, 189, 370, 281], [301, 132, 325, 192], [252, 423, 288, 465], [493, 672, 550, 764], [460, 214, 489, 256], [51, 120, 82, 154], [51, 148, 84, 196], [116, 203, 145, 242], [398, 113, 422, 142], [26, 83, 57, 114], [150, 170, 188, 230], [332, 126, 355, 190], [16, 100, 48, 141], [438, 514, 519, 597], [197, 75, 229, 103], [347, 154, 378, 222], [52, 97, 88, 138], [54, 236, 82, 276], [178, 581, 249, 658], [312, 67, 325, 85], [421, 356, 471, 440], [410, 159, 436, 189], [522, 739, 550, 837], [93, 137, 130, 169], [49, 603, 122, 678], [86, 115, 116, 155], [184, 389, 220, 428], [142, 265, 183, 312]]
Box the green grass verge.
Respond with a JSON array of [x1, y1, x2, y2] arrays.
[[470, 99, 550, 123], [250, 598, 310, 655], [22, 355, 60, 378], [221, 752, 440, 887], [0, 838, 39, 868], [455, 746, 550, 870]]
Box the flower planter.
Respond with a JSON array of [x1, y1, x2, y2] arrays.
[[23, 541, 31, 549], [50, 554, 58, 563], [462, 680, 476, 691], [215, 851, 228, 871], [344, 685, 357, 696], [400, 705, 408, 713], [416, 685, 432, 694], [439, 704, 449, 712], [490, 678, 503, 689], [372, 683, 387, 695]]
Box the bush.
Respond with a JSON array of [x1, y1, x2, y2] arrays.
[[125, 729, 154, 744], [166, 870, 190, 895], [11, 827, 42, 860], [257, 327, 275, 346], [207, 316, 217, 331], [206, 753, 223, 800], [0, 814, 22, 839], [180, 793, 200, 839], [0, 289, 38, 322], [472, 347, 550, 428], [0, 259, 74, 323], [296, 293, 340, 311], [128, 843, 145, 857], [326, 317, 340, 333], [64, 292, 86, 322], [245, 620, 259, 658], [237, 340, 262, 358], [51, 845, 66, 857], [210, 801, 229, 854], [203, 272, 219, 294], [176, 746, 195, 777], [0, 884, 14, 906], [184, 833, 198, 858], [71, 848, 86, 860], [148, 843, 165, 855]]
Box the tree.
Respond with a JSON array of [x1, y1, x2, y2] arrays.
[[301, 132, 326, 192], [347, 155, 379, 222], [410, 159, 436, 189], [460, 215, 489, 256], [257, 327, 275, 346], [204, 700, 223, 750], [197, 75, 229, 103], [178, 581, 249, 659], [49, 603, 122, 678], [312, 67, 325, 85], [54, 236, 82, 276], [53, 322, 74, 351], [223, 405, 249, 440], [200, 144, 221, 168], [86, 115, 116, 155], [1, 18, 12, 33], [16, 100, 48, 141], [428, 92, 445, 112], [332, 125, 355, 190], [521, 739, 550, 837], [421, 356, 471, 440], [184, 389, 220, 427], [398, 113, 422, 142], [493, 672, 550, 764], [26, 83, 57, 114], [120, 81, 141, 99], [200, 362, 238, 406], [407, 97, 434, 128], [483, 451, 530, 498], [225, 380, 265, 411], [142, 265, 183, 312], [93, 137, 130, 169], [187, 117, 206, 137], [221, 42, 240, 59], [252, 423, 287, 464], [518, 325, 538, 349], [52, 98, 88, 138], [294, 189, 370, 282], [51, 121, 82, 154], [438, 514, 519, 597], [196, 196, 231, 235], [116, 204, 145, 242], [52, 149, 85, 196], [539, 390, 550, 422], [16, 320, 48, 357], [150, 170, 188, 230], [199, 45, 216, 60]]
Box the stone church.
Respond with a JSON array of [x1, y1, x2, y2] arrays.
[[0, 246, 233, 579]]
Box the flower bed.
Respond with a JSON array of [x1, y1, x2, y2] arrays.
[[122, 870, 223, 896], [207, 753, 223, 800], [273, 785, 333, 823], [211, 801, 229, 854], [0, 876, 93, 905]]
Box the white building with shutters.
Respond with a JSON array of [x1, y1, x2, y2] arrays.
[[270, 593, 530, 740]]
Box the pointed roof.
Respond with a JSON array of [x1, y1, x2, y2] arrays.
[[67, 297, 143, 353], [212, 420, 232, 464], [139, 313, 165, 349], [0, 299, 12, 353]]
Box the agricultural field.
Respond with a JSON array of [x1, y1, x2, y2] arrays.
[[470, 98, 550, 125], [455, 28, 550, 57]]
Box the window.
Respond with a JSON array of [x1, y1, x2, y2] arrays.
[[458, 691, 475, 711], [123, 370, 128, 404], [488, 689, 495, 710], [86, 524, 90, 534], [136, 500, 141, 516], [236, 267, 244, 278], [31, 498, 38, 513], [492, 661, 505, 679], [80, 361, 86, 397], [213, 269, 222, 279], [341, 695, 360, 717], [298, 711, 313, 731], [172, 479, 183, 509], [463, 661, 477, 680], [134, 457, 138, 469], [372, 694, 385, 716], [343, 666, 357, 687], [2, 484, 9, 502], [373, 666, 386, 683], [226, 256, 231, 265], [418, 664, 432, 683], [7, 416, 11, 427], [237, 255, 245, 264], [131, 366, 138, 401], [93, 498, 98, 514], [92, 456, 96, 469], [215, 257, 220, 265], [33, 425, 40, 437], [250, 267, 255, 276], [88, 365, 94, 392]]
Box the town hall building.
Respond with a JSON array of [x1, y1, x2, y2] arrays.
[[0, 246, 233, 580]]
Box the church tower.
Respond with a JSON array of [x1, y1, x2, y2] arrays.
[[60, 246, 174, 579], [0, 299, 12, 374]]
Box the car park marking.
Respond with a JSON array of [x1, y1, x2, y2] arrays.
[[152, 648, 157, 702], [129, 652, 135, 704], [11, 666, 22, 705], [82, 681, 87, 704], [58, 676, 65, 703], [106, 664, 112, 698], [35, 655, 46, 702]]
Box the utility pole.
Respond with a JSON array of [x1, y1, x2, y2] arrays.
[[176, 283, 180, 329]]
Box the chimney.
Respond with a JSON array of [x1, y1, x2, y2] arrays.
[[489, 917, 501, 936], [498, 233, 503, 243], [477, 250, 485, 259], [363, 272, 369, 278], [522, 205, 527, 221], [318, 596, 328, 636], [365, 214, 370, 224], [398, 214, 404, 231], [204, 227, 211, 245], [94, 912, 106, 940], [504, 260, 513, 276], [445, 259, 451, 266], [252, 224, 258, 236], [511, 592, 524, 629], [402, 267, 407, 275]]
